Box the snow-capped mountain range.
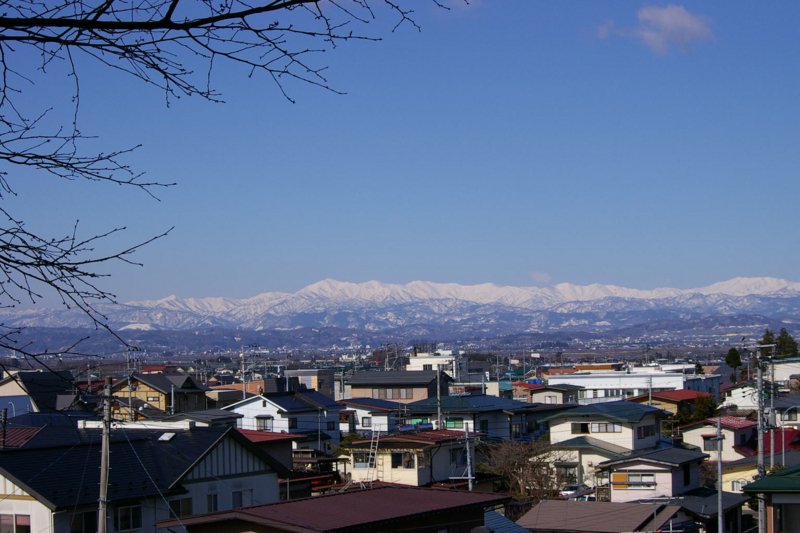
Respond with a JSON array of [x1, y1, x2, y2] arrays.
[[4, 277, 800, 334]]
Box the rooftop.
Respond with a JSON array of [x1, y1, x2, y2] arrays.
[[517, 500, 681, 532], [541, 400, 667, 424], [157, 485, 509, 532]]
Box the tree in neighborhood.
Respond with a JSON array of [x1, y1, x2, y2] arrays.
[[776, 328, 799, 358], [0, 0, 454, 363], [761, 328, 777, 349], [694, 362, 705, 375], [480, 440, 573, 502], [726, 347, 742, 383]]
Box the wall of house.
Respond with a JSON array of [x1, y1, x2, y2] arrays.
[[608, 463, 673, 503], [348, 443, 468, 487], [682, 427, 751, 462], [350, 385, 431, 404], [229, 400, 340, 449], [550, 416, 660, 451], [722, 465, 757, 493], [548, 373, 721, 404], [0, 476, 53, 533]]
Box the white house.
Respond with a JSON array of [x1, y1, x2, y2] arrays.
[[337, 398, 404, 435], [341, 429, 474, 487], [680, 416, 757, 462], [541, 401, 669, 487], [223, 390, 342, 450], [547, 371, 721, 404]]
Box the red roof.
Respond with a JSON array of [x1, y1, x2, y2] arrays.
[[628, 390, 712, 403], [0, 427, 41, 448], [734, 429, 800, 456], [237, 429, 303, 443], [514, 383, 544, 389], [352, 429, 466, 446], [697, 416, 757, 430]]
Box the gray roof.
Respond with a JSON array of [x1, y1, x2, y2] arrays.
[[555, 436, 630, 457], [541, 401, 667, 424], [652, 487, 750, 519], [517, 500, 681, 532], [338, 398, 406, 412], [406, 394, 536, 414], [2, 371, 75, 413], [0, 425, 289, 511], [484, 510, 529, 533], [227, 390, 341, 413], [348, 371, 452, 386], [599, 447, 708, 468]]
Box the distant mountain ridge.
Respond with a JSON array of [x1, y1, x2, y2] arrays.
[[3, 277, 800, 334]]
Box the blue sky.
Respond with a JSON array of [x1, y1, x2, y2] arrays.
[[13, 1, 800, 303]]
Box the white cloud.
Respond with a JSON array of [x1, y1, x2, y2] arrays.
[[599, 5, 713, 55], [530, 272, 552, 284]]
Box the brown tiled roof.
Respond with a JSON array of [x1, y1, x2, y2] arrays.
[[518, 500, 681, 532], [0, 427, 41, 448], [237, 429, 303, 443], [628, 389, 711, 402], [157, 486, 509, 531], [349, 429, 465, 448]]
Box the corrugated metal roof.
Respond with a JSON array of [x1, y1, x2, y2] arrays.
[[161, 486, 509, 531], [517, 500, 680, 532]]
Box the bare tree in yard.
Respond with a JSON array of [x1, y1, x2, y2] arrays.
[[0, 0, 453, 363], [481, 440, 573, 502]]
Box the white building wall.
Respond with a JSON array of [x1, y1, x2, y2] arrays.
[[547, 373, 721, 403]]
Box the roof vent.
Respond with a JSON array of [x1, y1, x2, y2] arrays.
[[158, 432, 176, 442]]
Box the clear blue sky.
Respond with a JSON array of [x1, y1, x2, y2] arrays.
[[14, 1, 800, 303]]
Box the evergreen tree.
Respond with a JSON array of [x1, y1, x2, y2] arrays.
[[725, 348, 742, 373], [761, 328, 776, 348], [776, 328, 799, 358], [694, 362, 705, 375]]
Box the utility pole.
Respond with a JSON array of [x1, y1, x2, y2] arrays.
[[755, 344, 775, 533], [770, 352, 776, 470], [436, 368, 443, 430], [99, 376, 112, 533], [717, 416, 723, 533]]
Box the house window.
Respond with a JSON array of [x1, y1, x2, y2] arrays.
[[423, 364, 433, 371], [637, 425, 656, 439], [591, 423, 621, 433], [288, 418, 298, 429], [683, 465, 691, 486], [353, 452, 371, 468], [411, 417, 429, 425], [69, 511, 96, 533], [545, 395, 557, 404], [256, 416, 273, 431], [450, 449, 466, 466], [571, 423, 590, 434], [703, 436, 721, 452], [612, 473, 655, 489], [114, 506, 142, 532], [169, 497, 192, 518], [327, 421, 336, 430], [207, 493, 218, 512], [512, 424, 521, 438], [445, 417, 464, 429], [232, 489, 253, 508], [147, 396, 159, 402], [786, 410, 798, 421], [0, 515, 30, 533], [392, 451, 415, 469], [362, 417, 372, 427], [480, 419, 489, 432]]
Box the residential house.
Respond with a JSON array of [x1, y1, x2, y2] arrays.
[[680, 417, 758, 462], [157, 485, 510, 533], [517, 500, 682, 533], [337, 398, 405, 435], [0, 423, 288, 533], [547, 371, 721, 404], [723, 450, 800, 493], [541, 401, 669, 486], [625, 389, 713, 417], [743, 461, 800, 533], [223, 390, 342, 451], [110, 372, 208, 419], [512, 383, 582, 404], [597, 447, 708, 503], [341, 429, 475, 487], [285, 369, 336, 399], [404, 394, 569, 441], [0, 371, 76, 415], [346, 371, 452, 404]]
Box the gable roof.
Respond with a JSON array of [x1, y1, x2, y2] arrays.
[[347, 371, 452, 386], [517, 500, 681, 532], [682, 416, 757, 431], [113, 373, 208, 395], [338, 398, 405, 412], [346, 430, 466, 450], [157, 485, 510, 532], [1, 371, 75, 412], [224, 390, 341, 413], [406, 394, 536, 414], [627, 390, 711, 403], [743, 461, 800, 493], [0, 425, 288, 511], [541, 401, 667, 424], [599, 447, 708, 468], [554, 435, 630, 457]]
